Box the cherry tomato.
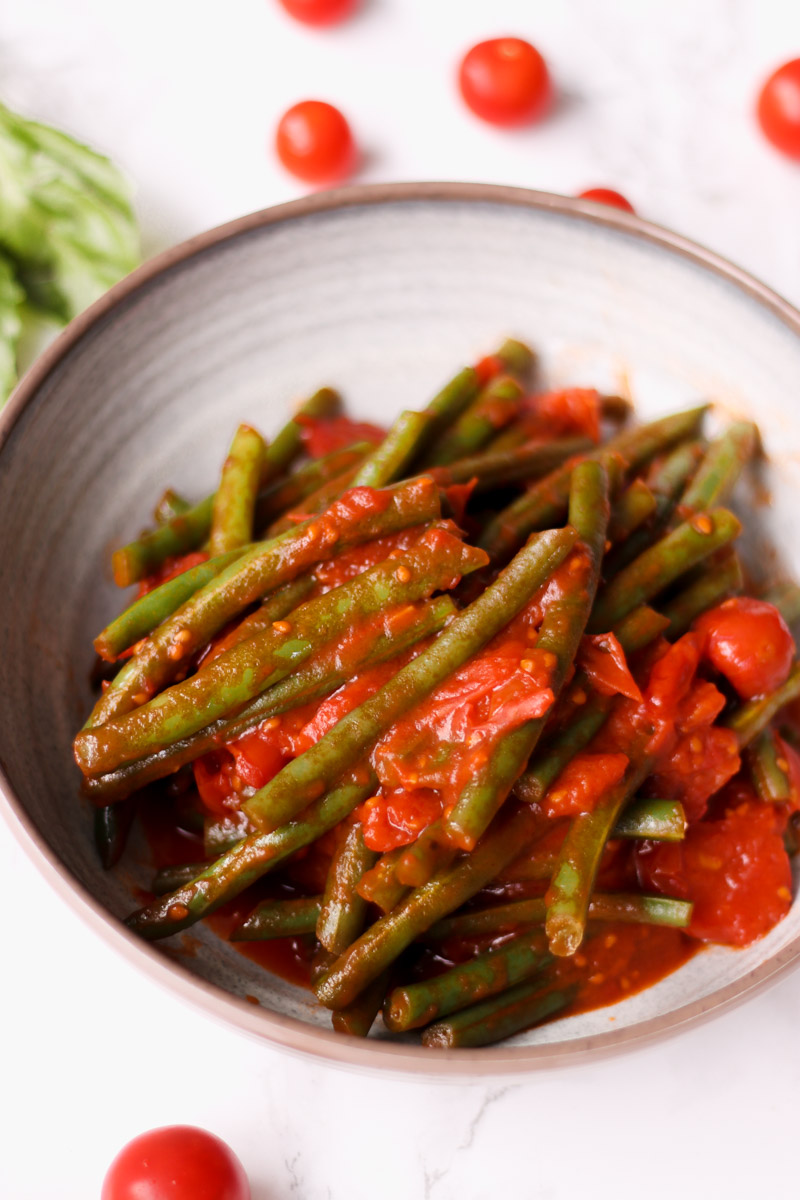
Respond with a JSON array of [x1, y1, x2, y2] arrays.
[[635, 800, 792, 945], [757, 58, 800, 159], [695, 597, 794, 698], [578, 187, 635, 213], [102, 1126, 250, 1200], [275, 100, 356, 184], [278, 0, 357, 26], [458, 37, 552, 127]]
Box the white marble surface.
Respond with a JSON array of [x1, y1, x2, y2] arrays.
[[3, 2, 800, 1196]]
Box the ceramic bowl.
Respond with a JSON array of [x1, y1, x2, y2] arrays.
[[3, 183, 800, 1076]]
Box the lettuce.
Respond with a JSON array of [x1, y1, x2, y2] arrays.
[[0, 100, 140, 402]]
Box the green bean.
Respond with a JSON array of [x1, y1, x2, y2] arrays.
[[154, 489, 190, 524], [126, 769, 375, 939], [111, 388, 340, 586], [421, 981, 575, 1048], [725, 663, 800, 749], [332, 971, 391, 1037], [422, 367, 480, 442], [612, 797, 686, 841], [254, 442, 373, 530], [384, 932, 551, 1032], [231, 895, 322, 940], [445, 461, 610, 851], [204, 811, 250, 858], [607, 478, 657, 543], [351, 411, 433, 488], [661, 551, 743, 638], [93, 800, 134, 869], [680, 421, 759, 511], [588, 508, 741, 633], [243, 526, 577, 834], [267, 464, 363, 534], [601, 440, 707, 575], [316, 822, 377, 955], [356, 849, 409, 912], [396, 821, 455, 887], [514, 602, 668, 805], [77, 524, 482, 775], [425, 376, 523, 467], [426, 891, 692, 942], [87, 475, 441, 726], [209, 424, 267, 556], [514, 693, 612, 806], [478, 407, 707, 562], [545, 742, 657, 957], [84, 595, 456, 804], [153, 862, 210, 895], [315, 803, 543, 1010], [747, 729, 793, 803], [430, 436, 594, 493], [93, 548, 280, 662]]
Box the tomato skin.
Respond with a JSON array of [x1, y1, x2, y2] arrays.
[[544, 752, 629, 818], [275, 100, 356, 184], [578, 188, 635, 213], [757, 59, 800, 159], [278, 0, 357, 26], [458, 38, 552, 127], [578, 632, 642, 701], [102, 1125, 250, 1200], [695, 597, 794, 698]]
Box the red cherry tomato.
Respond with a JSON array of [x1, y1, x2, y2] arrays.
[[102, 1126, 250, 1200], [275, 100, 356, 184], [458, 37, 552, 127], [695, 597, 794, 698], [578, 187, 635, 213], [278, 0, 357, 26], [757, 58, 800, 159]]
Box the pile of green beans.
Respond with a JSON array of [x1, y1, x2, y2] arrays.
[[74, 338, 799, 1050]]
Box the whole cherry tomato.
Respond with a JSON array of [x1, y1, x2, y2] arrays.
[[577, 187, 635, 213], [757, 58, 800, 159], [102, 1125, 250, 1200], [275, 99, 356, 184], [458, 37, 552, 127], [278, 0, 357, 25], [695, 597, 794, 699]]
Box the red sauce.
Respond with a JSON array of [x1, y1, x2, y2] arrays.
[[516, 388, 601, 443], [298, 415, 385, 457]]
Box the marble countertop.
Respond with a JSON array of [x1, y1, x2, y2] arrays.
[[3, 2, 800, 1196]]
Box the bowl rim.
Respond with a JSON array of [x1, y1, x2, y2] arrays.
[[4, 180, 800, 1077]]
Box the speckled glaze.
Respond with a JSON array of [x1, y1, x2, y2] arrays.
[[2, 183, 800, 1077]]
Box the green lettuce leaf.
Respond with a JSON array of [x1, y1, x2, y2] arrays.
[[0, 100, 140, 325]]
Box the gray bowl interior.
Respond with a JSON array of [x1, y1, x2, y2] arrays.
[[3, 190, 800, 1066]]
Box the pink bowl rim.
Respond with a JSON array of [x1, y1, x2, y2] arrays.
[[3, 180, 800, 1078]]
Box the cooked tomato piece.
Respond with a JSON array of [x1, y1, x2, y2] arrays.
[[298, 414, 385, 457], [523, 388, 601, 442], [544, 752, 629, 818], [635, 799, 792, 945], [578, 632, 642, 701], [360, 787, 443, 852], [474, 353, 506, 385], [646, 724, 740, 823], [136, 551, 209, 598], [695, 597, 794, 698], [193, 750, 239, 816]]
